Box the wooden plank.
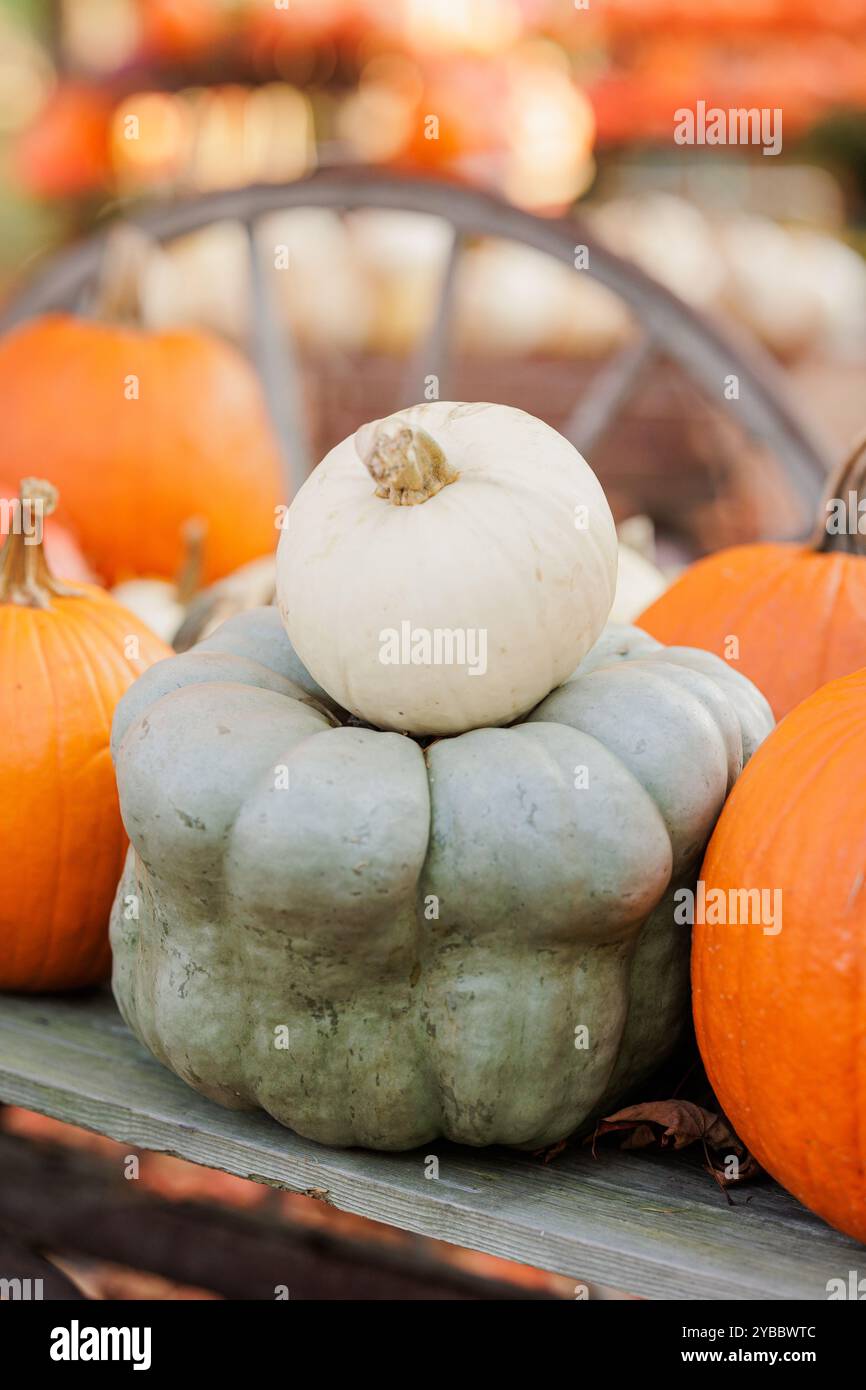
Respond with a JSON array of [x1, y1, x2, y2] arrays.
[[0, 1132, 554, 1300], [0, 991, 861, 1300]]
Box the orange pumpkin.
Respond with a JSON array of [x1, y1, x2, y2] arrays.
[[0, 306, 284, 587], [694, 666, 866, 1243], [0, 478, 171, 992], [639, 441, 866, 720]]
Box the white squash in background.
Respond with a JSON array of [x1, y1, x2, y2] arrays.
[[557, 273, 634, 358], [610, 515, 670, 622], [277, 401, 618, 735], [347, 210, 453, 354], [112, 578, 188, 646], [173, 553, 277, 652], [112, 519, 206, 646], [716, 216, 822, 358], [455, 240, 571, 356], [140, 221, 250, 341], [455, 238, 632, 358], [790, 229, 866, 358], [259, 209, 374, 353], [612, 550, 667, 623], [589, 195, 725, 309]]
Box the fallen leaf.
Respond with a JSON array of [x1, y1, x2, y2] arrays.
[[590, 1100, 764, 1187]]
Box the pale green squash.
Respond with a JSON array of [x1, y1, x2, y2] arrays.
[[110, 608, 772, 1151]]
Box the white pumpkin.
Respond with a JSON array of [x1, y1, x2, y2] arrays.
[[112, 578, 187, 645], [348, 210, 452, 355], [611, 545, 667, 623], [610, 516, 668, 623], [111, 517, 206, 647], [276, 401, 617, 736], [140, 221, 251, 342]]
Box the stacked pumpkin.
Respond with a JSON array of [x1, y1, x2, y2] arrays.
[[3, 289, 862, 1250], [107, 401, 772, 1150]]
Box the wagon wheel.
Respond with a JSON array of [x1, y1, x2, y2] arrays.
[[1, 167, 834, 535]]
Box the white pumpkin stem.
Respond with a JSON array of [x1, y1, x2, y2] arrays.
[[355, 418, 458, 506], [0, 478, 84, 609]]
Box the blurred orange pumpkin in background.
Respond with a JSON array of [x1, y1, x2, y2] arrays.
[[0, 308, 284, 586]]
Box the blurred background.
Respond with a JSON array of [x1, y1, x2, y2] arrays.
[[3, 0, 866, 1299], [3, 0, 866, 563]]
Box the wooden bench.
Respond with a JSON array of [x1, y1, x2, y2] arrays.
[[0, 990, 860, 1301]]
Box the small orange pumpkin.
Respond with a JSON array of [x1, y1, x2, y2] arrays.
[[694, 667, 866, 1243], [0, 479, 171, 991], [639, 440, 866, 719], [0, 232, 284, 587]]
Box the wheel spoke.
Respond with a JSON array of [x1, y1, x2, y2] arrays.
[[562, 334, 655, 457], [399, 224, 463, 408], [245, 219, 312, 499]]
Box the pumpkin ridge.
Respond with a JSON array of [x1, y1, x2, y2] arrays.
[[0, 474, 171, 990], [805, 550, 845, 694], [710, 700, 860, 1133], [110, 610, 773, 1149], [694, 670, 866, 1238], [29, 611, 67, 990], [2, 612, 35, 984], [61, 602, 147, 984], [39, 603, 119, 986]]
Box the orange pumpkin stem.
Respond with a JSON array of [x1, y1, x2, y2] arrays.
[[0, 478, 84, 608], [813, 434, 866, 557]]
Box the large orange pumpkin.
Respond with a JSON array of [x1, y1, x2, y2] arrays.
[[0, 306, 284, 586], [0, 478, 171, 991], [694, 667, 866, 1243], [639, 441, 866, 719]]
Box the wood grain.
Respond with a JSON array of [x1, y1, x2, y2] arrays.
[[0, 1131, 553, 1300], [0, 990, 861, 1300]]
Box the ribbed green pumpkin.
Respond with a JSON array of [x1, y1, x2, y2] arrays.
[[110, 608, 772, 1151]]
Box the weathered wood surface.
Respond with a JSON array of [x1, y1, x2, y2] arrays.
[[0, 990, 861, 1300], [0, 1131, 552, 1300]]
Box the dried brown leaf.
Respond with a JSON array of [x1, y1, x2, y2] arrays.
[[591, 1099, 764, 1185]]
